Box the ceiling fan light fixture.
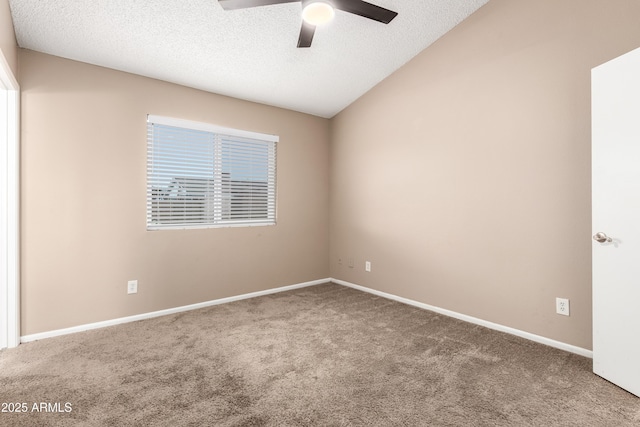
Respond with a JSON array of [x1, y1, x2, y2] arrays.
[[302, 1, 335, 26]]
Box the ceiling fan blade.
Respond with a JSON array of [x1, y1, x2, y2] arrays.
[[219, 0, 299, 10], [332, 0, 397, 24], [297, 21, 316, 48]]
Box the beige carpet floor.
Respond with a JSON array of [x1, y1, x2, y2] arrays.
[[1, 282, 639, 426]]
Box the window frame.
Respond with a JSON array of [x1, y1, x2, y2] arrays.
[[146, 115, 278, 231]]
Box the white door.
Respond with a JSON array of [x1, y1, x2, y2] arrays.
[[592, 46, 640, 398]]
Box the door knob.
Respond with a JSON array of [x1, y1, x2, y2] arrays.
[[593, 232, 612, 243]]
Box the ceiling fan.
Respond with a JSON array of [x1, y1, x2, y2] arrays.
[[218, 0, 398, 48]]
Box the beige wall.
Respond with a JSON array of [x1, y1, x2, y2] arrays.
[[20, 50, 330, 335], [0, 0, 17, 76], [16, 0, 640, 348], [329, 0, 640, 350]]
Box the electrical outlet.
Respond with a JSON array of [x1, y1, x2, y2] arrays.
[[348, 257, 354, 268], [556, 297, 569, 316], [127, 280, 138, 294], [365, 261, 371, 272]]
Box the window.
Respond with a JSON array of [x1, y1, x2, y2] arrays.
[[146, 115, 277, 230]]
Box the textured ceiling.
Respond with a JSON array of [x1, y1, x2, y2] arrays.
[[9, 0, 489, 118]]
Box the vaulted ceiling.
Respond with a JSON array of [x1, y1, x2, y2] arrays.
[[9, 0, 489, 118]]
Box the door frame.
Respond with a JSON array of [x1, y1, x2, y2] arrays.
[[0, 51, 20, 349]]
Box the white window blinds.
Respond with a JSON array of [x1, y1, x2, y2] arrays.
[[146, 115, 277, 230]]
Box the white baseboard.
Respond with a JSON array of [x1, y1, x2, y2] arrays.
[[20, 278, 330, 344], [21, 277, 594, 358], [331, 278, 593, 358]]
